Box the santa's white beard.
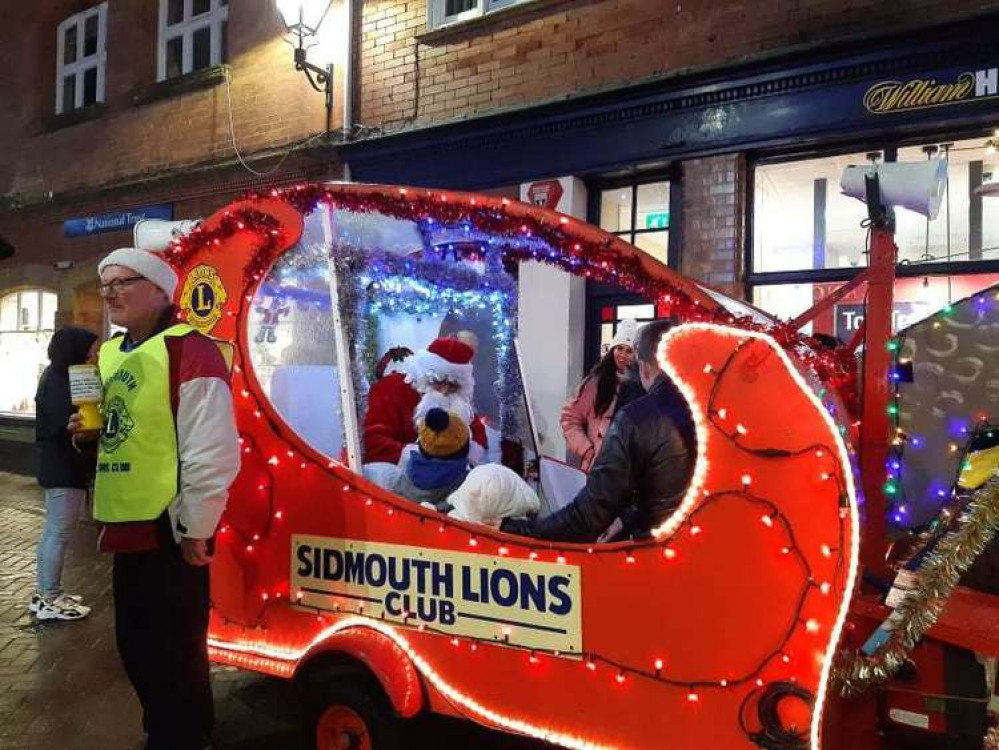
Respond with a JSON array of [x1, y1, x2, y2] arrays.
[[413, 389, 474, 427]]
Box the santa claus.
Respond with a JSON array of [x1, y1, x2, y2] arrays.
[[363, 337, 487, 465]]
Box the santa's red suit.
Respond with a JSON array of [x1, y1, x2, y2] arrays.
[[363, 371, 421, 464], [363, 338, 487, 465]]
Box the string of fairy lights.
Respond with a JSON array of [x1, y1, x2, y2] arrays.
[[214, 316, 850, 706], [167, 184, 855, 747], [883, 286, 999, 530]]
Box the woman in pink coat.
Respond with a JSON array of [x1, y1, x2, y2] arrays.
[[560, 319, 637, 471]]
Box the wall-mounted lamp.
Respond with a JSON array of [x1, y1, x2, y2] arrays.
[[276, 0, 335, 133]]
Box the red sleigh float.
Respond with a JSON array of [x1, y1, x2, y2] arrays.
[[165, 183, 862, 749]]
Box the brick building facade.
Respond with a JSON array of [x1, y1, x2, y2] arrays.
[[2, 0, 999, 470], [0, 0, 346, 465], [356, 0, 992, 127]]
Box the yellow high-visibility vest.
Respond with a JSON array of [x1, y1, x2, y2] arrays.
[[94, 324, 194, 523]]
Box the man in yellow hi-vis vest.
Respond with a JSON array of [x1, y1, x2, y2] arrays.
[[70, 246, 239, 750]]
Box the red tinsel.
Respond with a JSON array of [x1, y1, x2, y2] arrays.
[[165, 208, 284, 285]]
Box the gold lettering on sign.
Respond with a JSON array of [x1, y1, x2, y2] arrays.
[[863, 73, 976, 114]]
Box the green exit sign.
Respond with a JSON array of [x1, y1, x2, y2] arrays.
[[645, 211, 670, 230]]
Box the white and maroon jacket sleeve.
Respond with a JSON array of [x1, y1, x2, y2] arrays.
[[167, 333, 241, 541]]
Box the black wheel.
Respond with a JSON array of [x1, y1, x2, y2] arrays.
[[303, 675, 402, 750]]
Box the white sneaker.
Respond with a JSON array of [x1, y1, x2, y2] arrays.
[[29, 592, 82, 614], [35, 594, 90, 621]]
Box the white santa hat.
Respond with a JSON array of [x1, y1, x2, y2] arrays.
[[409, 336, 475, 401], [98, 247, 178, 298]]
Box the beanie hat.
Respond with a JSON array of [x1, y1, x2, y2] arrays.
[[410, 337, 475, 397], [418, 408, 470, 459], [98, 247, 179, 299], [609, 318, 638, 350]]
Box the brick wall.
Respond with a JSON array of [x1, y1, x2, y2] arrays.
[[0, 145, 337, 329], [680, 154, 745, 297], [358, 0, 999, 128], [0, 0, 338, 202]]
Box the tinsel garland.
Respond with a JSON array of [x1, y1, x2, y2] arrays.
[[165, 208, 284, 285], [269, 184, 859, 415], [329, 245, 373, 424], [164, 184, 858, 415], [833, 475, 999, 696], [329, 244, 520, 437], [984, 727, 999, 750], [356, 250, 519, 437]]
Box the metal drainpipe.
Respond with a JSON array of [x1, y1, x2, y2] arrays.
[[341, 0, 354, 183]]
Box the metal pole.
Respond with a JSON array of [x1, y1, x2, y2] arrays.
[[325, 63, 333, 135], [342, 0, 354, 137], [860, 222, 897, 577], [321, 205, 361, 471]]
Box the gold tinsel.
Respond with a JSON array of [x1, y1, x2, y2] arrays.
[[833, 475, 999, 697], [985, 727, 999, 750]]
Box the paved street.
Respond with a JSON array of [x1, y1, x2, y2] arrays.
[[0, 472, 544, 750]]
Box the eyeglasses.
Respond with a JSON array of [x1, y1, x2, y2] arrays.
[[99, 276, 146, 297]]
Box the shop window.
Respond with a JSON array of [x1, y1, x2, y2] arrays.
[[753, 150, 876, 273], [751, 135, 999, 336], [158, 0, 228, 81], [56, 3, 107, 114], [598, 180, 672, 266], [893, 140, 999, 265], [0, 290, 59, 417], [428, 0, 534, 29], [752, 273, 999, 340], [754, 137, 999, 274]]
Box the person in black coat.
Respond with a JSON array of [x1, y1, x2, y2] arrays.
[[503, 320, 696, 542], [32, 326, 99, 621]]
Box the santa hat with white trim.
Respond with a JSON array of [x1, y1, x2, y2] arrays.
[[409, 336, 475, 401], [98, 247, 178, 299]]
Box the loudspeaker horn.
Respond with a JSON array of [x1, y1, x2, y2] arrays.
[[840, 159, 948, 219], [133, 219, 201, 252]]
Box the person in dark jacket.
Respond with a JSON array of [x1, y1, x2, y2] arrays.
[[32, 326, 99, 621], [613, 364, 646, 414], [503, 320, 695, 542]]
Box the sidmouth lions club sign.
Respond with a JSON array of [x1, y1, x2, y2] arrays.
[[292, 535, 583, 652], [864, 66, 999, 114]]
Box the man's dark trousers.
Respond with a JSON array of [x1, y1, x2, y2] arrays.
[[113, 544, 213, 750]]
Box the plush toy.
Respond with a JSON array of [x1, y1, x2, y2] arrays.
[[254, 294, 290, 344]]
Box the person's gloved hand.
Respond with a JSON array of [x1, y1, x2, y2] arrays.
[[500, 517, 535, 537]]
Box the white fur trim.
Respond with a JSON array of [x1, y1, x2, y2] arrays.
[[410, 350, 474, 401], [99, 247, 178, 298], [382, 360, 410, 378]]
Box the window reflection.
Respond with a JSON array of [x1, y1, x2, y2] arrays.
[[247, 226, 346, 462]]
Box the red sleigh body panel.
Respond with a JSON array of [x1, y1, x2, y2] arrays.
[[166, 184, 859, 749]]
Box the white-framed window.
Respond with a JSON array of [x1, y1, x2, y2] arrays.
[[428, 0, 533, 30], [55, 3, 108, 115], [158, 0, 229, 82], [0, 289, 59, 417]]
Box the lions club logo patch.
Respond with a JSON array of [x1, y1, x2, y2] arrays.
[[101, 395, 135, 454], [180, 265, 228, 334]]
